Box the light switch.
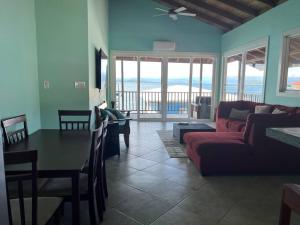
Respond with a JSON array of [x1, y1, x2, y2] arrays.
[[44, 80, 50, 89], [74, 81, 86, 89]]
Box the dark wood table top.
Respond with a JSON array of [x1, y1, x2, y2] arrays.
[[6, 129, 92, 172]]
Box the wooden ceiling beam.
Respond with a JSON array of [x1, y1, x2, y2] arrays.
[[256, 0, 276, 7], [156, 0, 233, 31], [218, 0, 259, 17], [184, 0, 243, 24]]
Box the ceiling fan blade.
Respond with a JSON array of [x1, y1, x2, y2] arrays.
[[169, 14, 178, 20], [155, 7, 168, 13], [153, 13, 168, 17], [178, 12, 196, 17], [174, 7, 186, 13]]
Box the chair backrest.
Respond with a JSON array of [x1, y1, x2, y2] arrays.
[[87, 125, 103, 191], [58, 110, 92, 130], [4, 150, 38, 225], [101, 117, 108, 150], [95, 101, 109, 128], [1, 115, 29, 147]]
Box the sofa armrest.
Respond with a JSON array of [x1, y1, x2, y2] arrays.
[[243, 113, 299, 145]]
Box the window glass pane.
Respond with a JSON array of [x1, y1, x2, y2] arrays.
[[139, 57, 162, 118], [244, 47, 266, 102], [224, 54, 242, 101], [167, 58, 190, 118], [286, 36, 300, 91]]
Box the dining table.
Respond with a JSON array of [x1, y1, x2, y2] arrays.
[[5, 129, 92, 225]]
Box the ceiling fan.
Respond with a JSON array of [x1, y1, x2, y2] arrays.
[[153, 7, 196, 20]]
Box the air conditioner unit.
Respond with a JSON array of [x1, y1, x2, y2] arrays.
[[153, 41, 176, 51]]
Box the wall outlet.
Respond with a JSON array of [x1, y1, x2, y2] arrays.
[[74, 81, 86, 89], [44, 80, 50, 89]]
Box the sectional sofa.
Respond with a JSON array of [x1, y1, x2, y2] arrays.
[[183, 101, 300, 176]]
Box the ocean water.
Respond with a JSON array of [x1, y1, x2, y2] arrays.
[[116, 76, 267, 94]]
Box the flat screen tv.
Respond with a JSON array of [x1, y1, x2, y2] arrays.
[[95, 48, 108, 90]]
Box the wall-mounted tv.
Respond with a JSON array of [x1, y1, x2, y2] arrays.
[[95, 48, 108, 90]]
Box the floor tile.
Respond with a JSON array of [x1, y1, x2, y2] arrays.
[[102, 208, 142, 225], [143, 179, 194, 205], [142, 163, 186, 179], [115, 191, 174, 225], [119, 157, 158, 170], [140, 150, 170, 163], [151, 206, 216, 225], [120, 171, 164, 191]]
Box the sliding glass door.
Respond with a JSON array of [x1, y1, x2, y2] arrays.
[[114, 53, 216, 121], [139, 57, 163, 119], [167, 58, 191, 119]]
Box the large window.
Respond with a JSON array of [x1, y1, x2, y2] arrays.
[[223, 42, 267, 103], [279, 31, 300, 95], [114, 53, 216, 120]]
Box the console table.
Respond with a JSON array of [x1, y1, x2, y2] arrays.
[[266, 127, 300, 148]]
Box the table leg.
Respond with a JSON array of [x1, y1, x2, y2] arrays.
[[72, 172, 80, 225]]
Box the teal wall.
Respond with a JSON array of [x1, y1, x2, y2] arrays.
[[88, 0, 109, 122], [35, 0, 90, 129], [0, 0, 41, 133], [109, 0, 222, 52], [222, 0, 300, 106]]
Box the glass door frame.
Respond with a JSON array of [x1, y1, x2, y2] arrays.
[[111, 51, 219, 121], [221, 37, 269, 102]]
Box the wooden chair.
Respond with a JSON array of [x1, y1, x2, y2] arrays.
[[39, 125, 104, 224], [94, 117, 108, 220], [95, 101, 131, 148], [279, 184, 300, 225], [4, 150, 63, 225], [1, 115, 28, 148], [58, 110, 92, 130]]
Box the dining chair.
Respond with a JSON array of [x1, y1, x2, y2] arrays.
[[1, 115, 48, 198], [279, 183, 300, 225], [5, 150, 63, 225], [58, 110, 92, 130], [39, 125, 103, 224], [1, 114, 28, 148], [94, 117, 109, 220]]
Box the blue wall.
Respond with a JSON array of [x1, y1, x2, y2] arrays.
[[0, 0, 41, 133], [222, 0, 300, 106], [109, 0, 222, 53]]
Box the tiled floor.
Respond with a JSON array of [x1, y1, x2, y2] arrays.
[[72, 121, 300, 225]]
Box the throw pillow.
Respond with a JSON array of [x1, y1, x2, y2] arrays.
[[99, 109, 109, 120], [272, 108, 286, 114], [106, 108, 125, 119], [105, 110, 118, 121], [255, 105, 272, 114], [229, 108, 250, 121]]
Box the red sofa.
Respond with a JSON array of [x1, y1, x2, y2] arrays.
[[184, 101, 300, 176]]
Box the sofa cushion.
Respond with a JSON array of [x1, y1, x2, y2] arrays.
[[272, 108, 287, 114], [226, 119, 247, 132], [229, 108, 250, 121], [255, 105, 272, 114], [272, 104, 297, 115], [184, 131, 243, 146]]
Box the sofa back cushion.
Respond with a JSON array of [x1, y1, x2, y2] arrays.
[[255, 105, 272, 114], [271, 104, 297, 115], [243, 113, 291, 146], [229, 108, 250, 121]]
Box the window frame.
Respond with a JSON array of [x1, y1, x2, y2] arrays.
[[221, 37, 269, 103], [278, 28, 300, 97]]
